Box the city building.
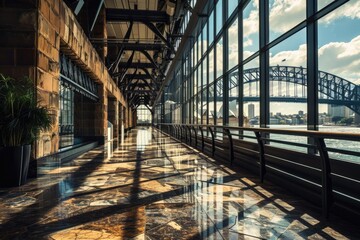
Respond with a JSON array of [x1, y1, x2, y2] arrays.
[[0, 0, 359, 239], [328, 104, 352, 118], [248, 103, 255, 119]]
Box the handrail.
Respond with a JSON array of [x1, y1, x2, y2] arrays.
[[159, 123, 360, 141], [156, 123, 360, 219]]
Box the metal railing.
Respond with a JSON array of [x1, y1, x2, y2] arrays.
[[156, 123, 360, 219]]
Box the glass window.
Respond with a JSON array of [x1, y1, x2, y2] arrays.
[[318, 0, 334, 10], [59, 84, 74, 148], [216, 0, 223, 36], [209, 11, 215, 45], [216, 78, 223, 126], [197, 33, 202, 64], [317, 0, 360, 162], [229, 68, 239, 126], [216, 37, 223, 79], [202, 89, 208, 124], [194, 68, 198, 95], [243, 0, 259, 59], [209, 48, 215, 84], [209, 83, 215, 124], [198, 65, 202, 92], [228, 18, 238, 70], [269, 29, 307, 130], [243, 57, 259, 128], [202, 22, 208, 56], [269, 0, 306, 41], [203, 56, 208, 89], [228, 0, 238, 18]]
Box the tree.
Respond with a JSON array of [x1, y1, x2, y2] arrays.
[[332, 116, 342, 124], [339, 117, 353, 125]]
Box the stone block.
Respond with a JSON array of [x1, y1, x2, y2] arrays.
[[42, 134, 51, 156], [39, 0, 50, 20], [0, 66, 35, 80], [37, 68, 52, 92], [49, 9, 59, 31], [0, 31, 35, 48], [63, 24, 69, 43], [16, 48, 35, 66], [37, 52, 49, 71], [52, 76, 59, 93], [37, 34, 49, 56], [55, 33, 60, 50], [52, 0, 60, 15], [38, 15, 50, 39], [0, 48, 15, 65], [48, 27, 56, 46], [19, 10, 37, 29], [0, 9, 36, 30], [49, 56, 59, 73], [49, 92, 59, 109], [37, 89, 50, 107], [3, 0, 37, 8]]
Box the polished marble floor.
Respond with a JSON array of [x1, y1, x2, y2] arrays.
[[0, 127, 359, 239]]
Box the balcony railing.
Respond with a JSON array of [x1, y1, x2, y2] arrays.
[[156, 123, 360, 220]]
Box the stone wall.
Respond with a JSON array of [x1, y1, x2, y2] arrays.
[[0, 0, 133, 159]]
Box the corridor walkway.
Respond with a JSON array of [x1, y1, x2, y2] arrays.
[[0, 127, 359, 239]]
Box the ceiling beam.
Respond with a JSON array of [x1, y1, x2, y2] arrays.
[[117, 62, 155, 69], [122, 74, 151, 80], [141, 21, 174, 51], [90, 0, 105, 31], [105, 42, 165, 51], [106, 9, 170, 23], [108, 21, 133, 73]]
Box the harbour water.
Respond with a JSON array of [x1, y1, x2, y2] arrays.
[[262, 125, 360, 163]]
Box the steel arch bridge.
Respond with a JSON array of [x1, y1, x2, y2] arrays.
[[213, 66, 360, 115]]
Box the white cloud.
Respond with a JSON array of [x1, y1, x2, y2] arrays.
[[269, 0, 306, 34], [243, 6, 259, 37], [268, 0, 360, 35], [244, 38, 253, 47], [266, 35, 360, 84], [216, 42, 223, 77], [319, 35, 360, 84], [321, 0, 360, 24], [270, 44, 307, 67]]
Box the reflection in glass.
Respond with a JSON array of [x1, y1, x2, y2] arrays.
[[228, 0, 238, 18], [228, 18, 238, 71], [216, 78, 223, 125], [209, 83, 215, 124], [216, 0, 223, 36], [243, 0, 259, 59], [243, 57, 259, 129], [216, 38, 223, 79], [229, 68, 239, 127], [209, 48, 215, 84], [269, 29, 307, 130], [318, 0, 334, 10], [209, 11, 214, 45], [202, 22, 208, 56], [317, 0, 360, 163], [269, 0, 306, 41]]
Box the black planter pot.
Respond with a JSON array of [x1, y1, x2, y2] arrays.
[[21, 144, 31, 185], [0, 145, 31, 187]]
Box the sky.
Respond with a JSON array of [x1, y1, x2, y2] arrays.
[[227, 0, 360, 115]]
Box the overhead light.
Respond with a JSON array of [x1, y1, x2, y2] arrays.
[[166, 0, 176, 16]]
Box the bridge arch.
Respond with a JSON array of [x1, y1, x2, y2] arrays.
[[224, 66, 360, 114]]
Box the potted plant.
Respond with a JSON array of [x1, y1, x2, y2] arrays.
[[0, 74, 52, 187]]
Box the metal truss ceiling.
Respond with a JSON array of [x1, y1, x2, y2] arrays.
[[103, 0, 184, 109]]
